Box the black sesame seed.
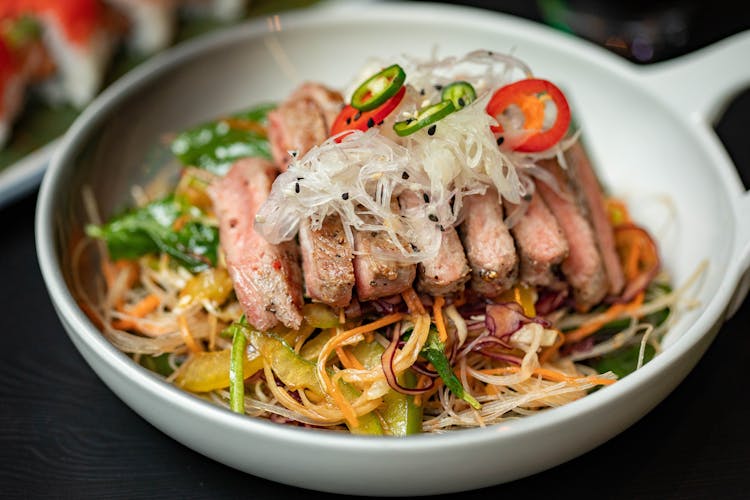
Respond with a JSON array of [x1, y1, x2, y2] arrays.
[[427, 124, 437, 136], [523, 193, 532, 201], [377, 120, 384, 126], [420, 88, 425, 96], [428, 214, 438, 222], [457, 97, 465, 107], [354, 111, 361, 120], [439, 225, 445, 232], [346, 117, 352, 125], [342, 192, 349, 200], [487, 50, 494, 55], [405, 118, 414, 124], [295, 182, 300, 193], [402, 172, 410, 180], [496, 136, 505, 146], [434, 84, 443, 91], [423, 193, 430, 203], [367, 117, 375, 128]]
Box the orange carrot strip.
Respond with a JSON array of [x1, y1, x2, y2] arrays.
[[401, 288, 426, 315], [111, 293, 161, 331], [564, 290, 644, 345], [340, 313, 406, 339], [316, 314, 405, 429], [178, 315, 204, 354], [432, 296, 448, 343], [336, 346, 364, 370]]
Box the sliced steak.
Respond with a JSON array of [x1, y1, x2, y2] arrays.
[[536, 159, 608, 312], [564, 141, 625, 296], [506, 191, 568, 289], [298, 214, 355, 308], [459, 189, 518, 297], [353, 220, 417, 301], [208, 158, 304, 330], [398, 191, 470, 296], [267, 82, 344, 172]]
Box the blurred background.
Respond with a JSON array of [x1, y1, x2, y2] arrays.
[[2, 0, 748, 180]]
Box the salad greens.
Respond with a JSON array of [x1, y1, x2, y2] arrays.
[[85, 195, 218, 273], [170, 104, 275, 175]]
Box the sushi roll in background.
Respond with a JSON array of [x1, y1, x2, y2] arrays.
[[104, 0, 179, 54], [0, 14, 53, 147], [180, 0, 249, 22], [0, 0, 257, 153], [6, 0, 124, 109]]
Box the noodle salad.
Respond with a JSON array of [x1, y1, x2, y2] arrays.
[[79, 49, 701, 435]]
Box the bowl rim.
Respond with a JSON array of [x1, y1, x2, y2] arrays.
[[35, 1, 739, 451]]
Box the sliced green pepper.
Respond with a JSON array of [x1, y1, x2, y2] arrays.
[[230, 325, 248, 413], [420, 328, 480, 409], [381, 370, 423, 436], [351, 64, 406, 112], [393, 100, 456, 137], [441, 81, 476, 109]]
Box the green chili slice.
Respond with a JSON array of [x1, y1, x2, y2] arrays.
[[351, 64, 406, 112], [393, 100, 456, 137], [229, 326, 247, 414], [441, 81, 476, 109]]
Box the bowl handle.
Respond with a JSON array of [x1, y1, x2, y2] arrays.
[[637, 30, 750, 315]]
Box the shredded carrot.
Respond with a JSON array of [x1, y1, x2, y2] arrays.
[[111, 293, 161, 331], [336, 346, 364, 370], [623, 234, 642, 280], [401, 288, 426, 315], [432, 296, 448, 343], [126, 293, 160, 317], [327, 371, 359, 428], [538, 330, 564, 365], [316, 314, 405, 429], [564, 291, 644, 345], [339, 313, 406, 339], [177, 314, 204, 354], [481, 366, 616, 386]]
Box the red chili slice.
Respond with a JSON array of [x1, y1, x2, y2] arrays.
[[330, 85, 406, 140], [486, 78, 571, 153]]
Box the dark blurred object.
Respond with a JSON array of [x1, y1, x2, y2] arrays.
[[536, 0, 749, 63], [428, 1, 749, 64]]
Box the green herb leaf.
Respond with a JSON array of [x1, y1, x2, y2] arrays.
[[86, 195, 218, 273], [593, 343, 656, 379], [420, 328, 481, 409], [170, 103, 275, 175]]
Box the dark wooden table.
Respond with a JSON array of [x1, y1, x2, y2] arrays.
[[2, 1, 749, 498]]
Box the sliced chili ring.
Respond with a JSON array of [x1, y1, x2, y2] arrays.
[[441, 81, 476, 109], [486, 78, 571, 152], [393, 100, 456, 137], [330, 85, 406, 140], [351, 64, 406, 112]]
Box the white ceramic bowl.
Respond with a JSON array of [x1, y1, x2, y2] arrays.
[[36, 2, 750, 496]]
